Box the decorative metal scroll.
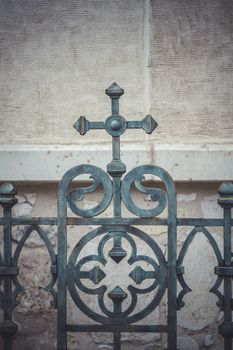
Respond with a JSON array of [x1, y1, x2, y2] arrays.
[[0, 83, 232, 350]]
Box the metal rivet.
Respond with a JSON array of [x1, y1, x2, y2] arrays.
[[111, 119, 121, 131]]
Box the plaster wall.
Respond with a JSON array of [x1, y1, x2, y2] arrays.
[[0, 0, 232, 349], [0, 0, 232, 144]]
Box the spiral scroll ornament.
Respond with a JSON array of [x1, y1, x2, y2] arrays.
[[121, 165, 167, 218], [67, 165, 113, 217]]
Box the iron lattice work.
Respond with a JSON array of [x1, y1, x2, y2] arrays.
[[0, 83, 232, 350]]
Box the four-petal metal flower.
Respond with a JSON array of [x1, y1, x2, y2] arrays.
[[67, 226, 167, 325]]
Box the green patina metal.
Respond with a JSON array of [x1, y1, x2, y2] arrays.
[[0, 83, 232, 350]]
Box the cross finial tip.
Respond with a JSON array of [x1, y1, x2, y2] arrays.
[[142, 115, 158, 134], [106, 82, 124, 98], [73, 116, 89, 135]]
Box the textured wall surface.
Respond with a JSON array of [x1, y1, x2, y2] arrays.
[[0, 1, 232, 350], [0, 0, 145, 144], [151, 0, 233, 142], [0, 0, 232, 144]]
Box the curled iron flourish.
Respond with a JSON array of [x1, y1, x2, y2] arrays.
[[67, 165, 113, 217], [121, 165, 167, 218]]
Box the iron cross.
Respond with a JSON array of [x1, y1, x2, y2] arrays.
[[73, 82, 158, 139]]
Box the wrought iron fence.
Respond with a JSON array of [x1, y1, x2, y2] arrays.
[[0, 83, 232, 350]]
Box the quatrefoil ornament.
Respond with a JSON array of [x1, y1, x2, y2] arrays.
[[67, 226, 167, 325]]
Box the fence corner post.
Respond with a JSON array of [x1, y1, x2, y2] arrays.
[[217, 182, 233, 350], [0, 183, 18, 350]]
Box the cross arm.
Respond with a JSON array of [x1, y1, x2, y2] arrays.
[[73, 114, 157, 136], [126, 115, 158, 134], [73, 117, 105, 135]]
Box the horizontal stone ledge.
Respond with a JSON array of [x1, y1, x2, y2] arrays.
[[0, 143, 232, 182]]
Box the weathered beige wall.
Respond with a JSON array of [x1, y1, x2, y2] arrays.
[[151, 0, 233, 141], [0, 0, 232, 144], [0, 1, 233, 350], [0, 0, 145, 144], [151, 0, 233, 142]]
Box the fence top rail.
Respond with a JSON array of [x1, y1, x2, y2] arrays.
[[0, 216, 232, 227]]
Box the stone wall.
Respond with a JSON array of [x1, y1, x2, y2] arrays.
[[0, 0, 233, 349], [0, 0, 232, 144]]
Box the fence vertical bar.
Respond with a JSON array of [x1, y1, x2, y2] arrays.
[[163, 173, 177, 350], [218, 182, 233, 350], [0, 184, 18, 350], [113, 330, 121, 350], [57, 181, 68, 350]]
